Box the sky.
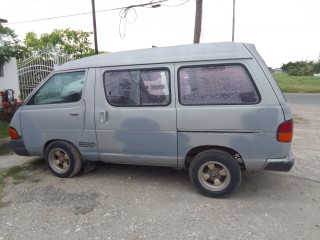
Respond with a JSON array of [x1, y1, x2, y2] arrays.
[[1, 0, 320, 68]]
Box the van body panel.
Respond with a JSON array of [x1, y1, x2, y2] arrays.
[[94, 64, 178, 166], [243, 44, 293, 140], [177, 131, 292, 170], [9, 109, 22, 136], [176, 105, 284, 131], [77, 68, 101, 161], [244, 44, 291, 108], [20, 101, 86, 155], [8, 110, 30, 156]]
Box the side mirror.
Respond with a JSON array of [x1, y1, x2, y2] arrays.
[[4, 89, 14, 102]]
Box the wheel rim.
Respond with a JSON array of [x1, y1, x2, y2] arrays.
[[198, 161, 231, 191], [48, 148, 71, 174]]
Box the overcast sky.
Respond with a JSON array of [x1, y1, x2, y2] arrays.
[[1, 0, 319, 68]]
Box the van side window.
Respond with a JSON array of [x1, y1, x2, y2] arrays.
[[29, 71, 85, 105], [178, 65, 260, 105], [104, 69, 170, 106]]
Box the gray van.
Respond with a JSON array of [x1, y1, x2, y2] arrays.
[[9, 42, 294, 197]]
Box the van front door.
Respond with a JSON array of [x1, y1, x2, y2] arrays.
[[95, 65, 177, 166], [21, 70, 87, 155]]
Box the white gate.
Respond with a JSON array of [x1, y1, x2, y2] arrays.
[[17, 47, 73, 100]]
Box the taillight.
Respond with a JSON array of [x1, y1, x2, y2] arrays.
[[277, 120, 293, 142], [9, 127, 19, 139]]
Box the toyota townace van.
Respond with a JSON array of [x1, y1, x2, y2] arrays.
[[9, 42, 294, 197]]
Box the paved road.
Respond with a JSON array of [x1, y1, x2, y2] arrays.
[[284, 93, 320, 106]]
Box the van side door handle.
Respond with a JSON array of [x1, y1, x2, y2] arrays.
[[70, 113, 79, 116], [100, 111, 109, 123]]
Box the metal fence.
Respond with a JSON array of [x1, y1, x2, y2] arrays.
[[17, 47, 73, 100]]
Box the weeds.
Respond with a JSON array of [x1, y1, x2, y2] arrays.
[[0, 120, 9, 139], [0, 158, 45, 208], [274, 74, 320, 93]]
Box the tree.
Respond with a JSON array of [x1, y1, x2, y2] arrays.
[[281, 61, 314, 76], [0, 24, 25, 65], [24, 29, 96, 59], [314, 62, 320, 74]]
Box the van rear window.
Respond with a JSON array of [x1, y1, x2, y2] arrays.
[[178, 64, 260, 105]]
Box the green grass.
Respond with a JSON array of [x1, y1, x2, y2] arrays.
[[0, 120, 9, 139], [0, 165, 25, 184], [274, 73, 320, 93], [0, 158, 45, 208], [0, 165, 25, 208]]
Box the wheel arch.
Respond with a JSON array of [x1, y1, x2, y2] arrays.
[[43, 139, 79, 155], [184, 145, 245, 170]]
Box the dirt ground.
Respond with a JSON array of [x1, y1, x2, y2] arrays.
[[0, 100, 319, 240]]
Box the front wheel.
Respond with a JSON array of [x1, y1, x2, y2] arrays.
[[189, 150, 241, 198], [45, 141, 83, 178]]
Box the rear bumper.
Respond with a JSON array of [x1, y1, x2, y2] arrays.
[[263, 151, 295, 171], [10, 139, 30, 156]]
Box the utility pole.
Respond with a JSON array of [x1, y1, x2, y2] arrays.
[[232, 0, 235, 42], [91, 0, 99, 54], [193, 0, 202, 44]]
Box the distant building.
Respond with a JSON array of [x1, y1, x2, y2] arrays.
[[273, 68, 284, 74], [0, 58, 21, 100], [0, 21, 21, 100]]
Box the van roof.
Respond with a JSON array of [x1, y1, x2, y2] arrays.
[[57, 42, 255, 71]]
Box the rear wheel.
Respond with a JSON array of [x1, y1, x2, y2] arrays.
[[45, 141, 82, 178], [189, 150, 241, 198]]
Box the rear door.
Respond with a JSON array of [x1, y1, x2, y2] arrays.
[[175, 61, 284, 169], [95, 64, 177, 166]]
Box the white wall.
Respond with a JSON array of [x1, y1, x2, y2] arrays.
[[0, 57, 21, 100]]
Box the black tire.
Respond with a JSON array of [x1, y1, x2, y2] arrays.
[[45, 141, 83, 178], [189, 150, 241, 198]]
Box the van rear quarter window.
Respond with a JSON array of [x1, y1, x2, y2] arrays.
[[178, 64, 260, 105], [103, 68, 170, 106]]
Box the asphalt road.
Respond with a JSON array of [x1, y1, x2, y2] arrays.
[[284, 93, 320, 106]]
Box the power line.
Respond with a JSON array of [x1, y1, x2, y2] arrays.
[[5, 0, 171, 25], [119, 7, 138, 39], [117, 0, 191, 38], [162, 0, 191, 7]]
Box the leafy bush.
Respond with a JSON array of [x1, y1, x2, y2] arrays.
[[0, 90, 22, 121], [281, 61, 319, 76], [0, 120, 9, 139], [314, 62, 320, 74]]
